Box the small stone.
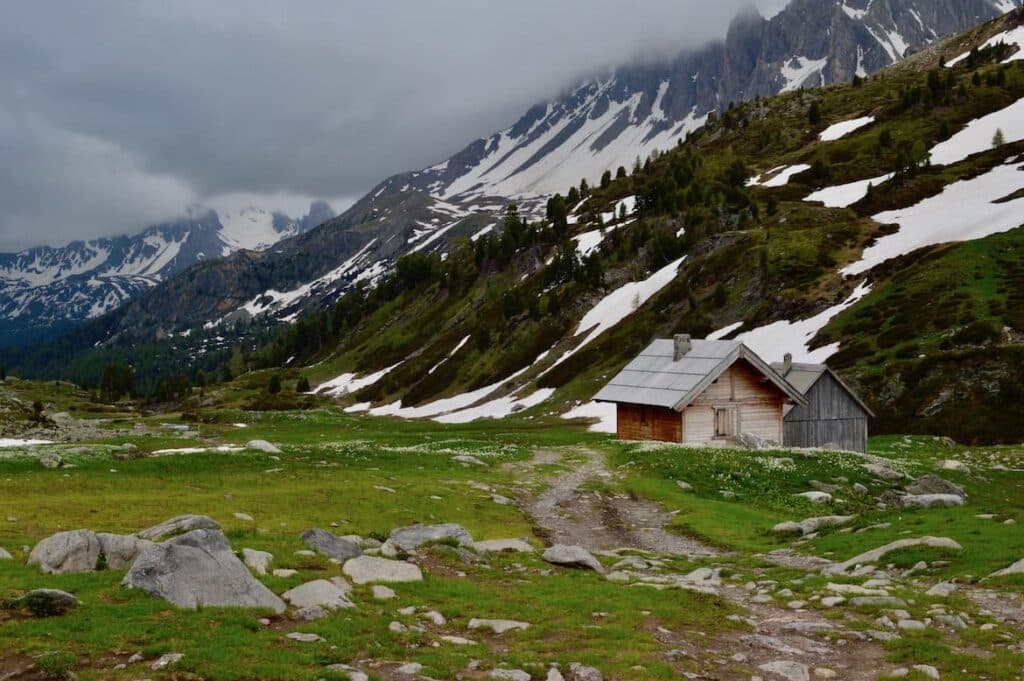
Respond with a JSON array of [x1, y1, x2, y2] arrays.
[[151, 653, 184, 670], [473, 538, 534, 553], [388, 621, 407, 632], [372, 585, 396, 600], [675, 480, 692, 491], [396, 662, 423, 675], [758, 660, 810, 681], [541, 544, 604, 573], [420, 610, 446, 625], [242, 548, 273, 575], [233, 512, 254, 522], [246, 440, 282, 453], [285, 632, 324, 643], [468, 618, 530, 634], [440, 635, 476, 645], [273, 568, 298, 578], [490, 670, 530, 681], [912, 664, 940, 680], [813, 669, 838, 679], [897, 619, 926, 631], [342, 556, 423, 584], [568, 663, 603, 681], [926, 582, 957, 597]]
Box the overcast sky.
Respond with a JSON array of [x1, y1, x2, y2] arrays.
[[0, 1, 784, 251]]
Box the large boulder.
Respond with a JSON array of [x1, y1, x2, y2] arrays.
[[138, 515, 221, 541], [991, 557, 1024, 578], [387, 523, 474, 551], [15, 589, 80, 616], [541, 545, 604, 573], [123, 529, 285, 613], [773, 516, 856, 536], [906, 475, 966, 500], [282, 579, 355, 610], [342, 556, 423, 584], [97, 533, 152, 569], [300, 528, 363, 561], [824, 536, 962, 575], [29, 530, 101, 574], [246, 440, 282, 454], [901, 494, 964, 508]]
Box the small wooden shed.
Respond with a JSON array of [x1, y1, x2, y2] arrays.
[[593, 335, 807, 445], [770, 355, 874, 453]]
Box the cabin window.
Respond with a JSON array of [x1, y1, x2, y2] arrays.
[[714, 407, 734, 437]]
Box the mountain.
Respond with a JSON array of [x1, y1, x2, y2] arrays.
[[17, 0, 1015, 348], [9, 3, 1024, 442], [0, 202, 335, 348]]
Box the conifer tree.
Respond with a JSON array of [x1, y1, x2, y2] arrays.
[[993, 128, 1006, 146], [267, 375, 282, 395]]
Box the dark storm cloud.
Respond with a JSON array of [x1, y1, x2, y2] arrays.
[[0, 1, 766, 250]]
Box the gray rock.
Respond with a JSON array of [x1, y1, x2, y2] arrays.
[[388, 523, 473, 550], [897, 619, 926, 631], [849, 596, 909, 608], [795, 491, 832, 504], [771, 521, 803, 536], [293, 605, 328, 621], [29, 530, 101, 574], [542, 544, 604, 573], [0, 547, 11, 560], [773, 515, 855, 536], [473, 538, 534, 553], [39, 452, 63, 469], [758, 660, 810, 681], [675, 480, 692, 491], [453, 454, 486, 466], [824, 537, 962, 575], [300, 528, 363, 561], [286, 632, 324, 643], [151, 653, 184, 670], [123, 529, 285, 613], [991, 557, 1024, 577], [926, 582, 957, 597], [326, 664, 369, 681], [342, 556, 423, 584], [371, 585, 396, 600], [282, 579, 355, 610], [396, 662, 423, 675], [934, 614, 967, 629], [233, 512, 254, 522], [246, 440, 282, 454], [242, 548, 273, 575], [906, 474, 966, 499], [468, 618, 530, 633], [862, 463, 905, 480], [913, 664, 940, 679], [733, 432, 773, 449], [17, 588, 80, 614], [901, 494, 964, 508], [853, 482, 869, 495], [97, 533, 152, 569], [569, 662, 603, 680], [937, 459, 969, 473], [490, 670, 530, 681], [138, 514, 221, 541]]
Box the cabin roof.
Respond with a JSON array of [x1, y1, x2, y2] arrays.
[[770, 361, 876, 417], [594, 338, 808, 410]]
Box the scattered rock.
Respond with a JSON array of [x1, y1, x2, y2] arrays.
[[16, 588, 80, 615], [326, 663, 369, 681], [233, 512, 254, 522], [852, 482, 869, 495], [0, 547, 11, 560], [301, 528, 363, 561], [720, 490, 736, 500], [758, 661, 809, 681], [849, 596, 908, 608], [273, 568, 298, 578], [293, 605, 328, 621], [490, 670, 530, 681], [38, 452, 64, 469], [795, 491, 832, 504], [473, 538, 534, 553], [824, 537, 962, 574], [123, 529, 286, 613], [342, 556, 423, 584], [151, 653, 184, 670], [420, 609, 446, 625], [285, 632, 324, 643], [453, 455, 486, 466], [372, 585, 396, 600], [937, 459, 969, 473], [862, 463, 904, 480], [282, 579, 355, 610], [388, 523, 474, 551], [138, 514, 221, 541], [926, 582, 957, 597], [897, 619, 925, 631], [934, 614, 967, 629], [491, 494, 513, 505], [771, 521, 802, 536], [242, 548, 273, 575], [901, 494, 964, 508], [906, 475, 966, 499], [913, 664, 940, 679], [440, 635, 476, 645], [569, 663, 603, 681], [774, 515, 856, 536], [675, 480, 692, 491], [542, 544, 604, 573], [468, 618, 530, 634], [246, 440, 282, 454], [990, 557, 1024, 577], [396, 662, 423, 675]]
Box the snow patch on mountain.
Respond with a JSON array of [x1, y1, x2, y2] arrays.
[[819, 115, 876, 141], [929, 97, 1024, 165], [781, 57, 829, 92], [947, 24, 1024, 66]]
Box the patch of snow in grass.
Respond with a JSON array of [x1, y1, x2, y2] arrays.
[[843, 162, 1024, 275], [433, 388, 555, 424], [947, 25, 1024, 66], [428, 335, 471, 374], [734, 281, 873, 363], [708, 321, 744, 340], [0, 438, 53, 448], [819, 116, 876, 141], [151, 445, 244, 456], [804, 173, 894, 207], [561, 401, 616, 433], [751, 164, 812, 188], [601, 196, 637, 224], [316, 363, 401, 397], [929, 98, 1024, 166], [548, 257, 686, 370]]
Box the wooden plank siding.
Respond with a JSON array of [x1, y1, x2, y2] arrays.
[[783, 371, 869, 452], [683, 360, 786, 445], [617, 403, 682, 442]]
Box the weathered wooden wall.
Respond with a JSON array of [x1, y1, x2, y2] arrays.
[[783, 372, 869, 452], [684, 360, 785, 445], [617, 403, 682, 442]]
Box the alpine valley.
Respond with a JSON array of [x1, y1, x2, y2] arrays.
[[7, 0, 1024, 442]]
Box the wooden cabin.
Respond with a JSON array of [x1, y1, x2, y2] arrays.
[[593, 336, 808, 446], [771, 355, 874, 453]]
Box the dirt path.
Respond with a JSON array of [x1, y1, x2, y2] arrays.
[[520, 447, 890, 679], [522, 447, 717, 557]]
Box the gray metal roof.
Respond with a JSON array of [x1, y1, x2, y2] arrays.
[[594, 339, 807, 410], [771, 361, 876, 417]]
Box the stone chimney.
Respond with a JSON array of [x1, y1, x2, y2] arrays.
[[783, 352, 793, 375], [673, 334, 692, 361]]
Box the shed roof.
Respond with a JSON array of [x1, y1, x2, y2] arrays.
[[770, 361, 876, 417], [594, 338, 808, 410]]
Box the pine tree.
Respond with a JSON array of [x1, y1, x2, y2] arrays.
[[0, 366, 5, 382], [808, 101, 822, 125], [600, 170, 612, 189], [993, 128, 1006, 146], [296, 376, 311, 393], [267, 375, 282, 395]]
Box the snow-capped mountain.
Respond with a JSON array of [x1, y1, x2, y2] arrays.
[[374, 0, 1020, 203], [0, 202, 334, 347], [6, 0, 1019, 350]]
